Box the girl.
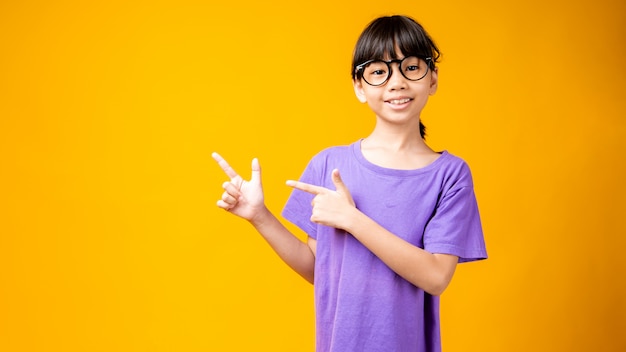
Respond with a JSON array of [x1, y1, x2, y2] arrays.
[[213, 15, 487, 352]]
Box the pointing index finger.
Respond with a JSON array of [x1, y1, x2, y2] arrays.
[[212, 152, 239, 180], [286, 180, 327, 195]]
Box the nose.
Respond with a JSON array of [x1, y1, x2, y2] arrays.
[[387, 63, 407, 90]]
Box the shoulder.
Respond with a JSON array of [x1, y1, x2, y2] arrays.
[[436, 151, 475, 189], [438, 151, 471, 172], [307, 143, 355, 166], [313, 144, 352, 158], [297, 143, 356, 185]]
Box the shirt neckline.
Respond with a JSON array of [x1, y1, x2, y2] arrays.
[[351, 139, 449, 177]]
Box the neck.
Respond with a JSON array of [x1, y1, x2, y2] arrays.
[[364, 123, 429, 153]]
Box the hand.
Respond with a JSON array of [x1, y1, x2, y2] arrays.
[[286, 169, 357, 230], [212, 152, 265, 222]]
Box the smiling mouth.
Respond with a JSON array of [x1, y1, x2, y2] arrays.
[[387, 98, 412, 105]]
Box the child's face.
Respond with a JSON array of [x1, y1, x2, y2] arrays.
[[353, 54, 438, 126]]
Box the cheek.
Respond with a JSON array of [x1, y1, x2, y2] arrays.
[[414, 95, 431, 109], [415, 85, 433, 101]]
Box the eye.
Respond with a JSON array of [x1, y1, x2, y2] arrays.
[[402, 57, 422, 72], [365, 61, 388, 76], [370, 69, 387, 76]]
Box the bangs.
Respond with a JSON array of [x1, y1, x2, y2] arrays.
[[352, 16, 440, 78], [363, 24, 431, 61]]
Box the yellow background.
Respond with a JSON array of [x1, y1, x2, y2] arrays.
[[1, 0, 625, 351]]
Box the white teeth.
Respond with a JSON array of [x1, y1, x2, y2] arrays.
[[389, 98, 411, 104]]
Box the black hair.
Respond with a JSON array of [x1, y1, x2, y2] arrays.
[[352, 15, 440, 139]]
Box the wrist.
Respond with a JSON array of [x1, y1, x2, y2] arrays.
[[248, 205, 273, 228], [343, 206, 364, 234]]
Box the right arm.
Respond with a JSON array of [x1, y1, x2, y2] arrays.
[[212, 152, 316, 283]]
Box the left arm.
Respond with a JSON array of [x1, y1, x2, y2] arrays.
[[286, 169, 458, 296], [345, 211, 458, 296]]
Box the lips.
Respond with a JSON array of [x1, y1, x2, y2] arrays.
[[386, 98, 412, 105]]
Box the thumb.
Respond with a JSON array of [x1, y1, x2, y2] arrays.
[[331, 169, 349, 194], [251, 158, 262, 184], [332, 169, 354, 205]]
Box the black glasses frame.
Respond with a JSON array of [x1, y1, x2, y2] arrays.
[[355, 56, 433, 86]]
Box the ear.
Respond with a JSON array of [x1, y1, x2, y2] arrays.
[[429, 67, 439, 96], [353, 79, 367, 103]]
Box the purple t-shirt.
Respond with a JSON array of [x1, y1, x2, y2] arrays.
[[282, 140, 487, 352]]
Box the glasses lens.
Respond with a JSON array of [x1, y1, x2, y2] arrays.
[[400, 57, 429, 81], [361, 61, 389, 86]]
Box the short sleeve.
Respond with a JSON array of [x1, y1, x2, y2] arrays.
[[281, 158, 320, 239], [424, 184, 487, 263]]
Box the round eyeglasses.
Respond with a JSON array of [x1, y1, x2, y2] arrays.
[[355, 56, 433, 86]]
